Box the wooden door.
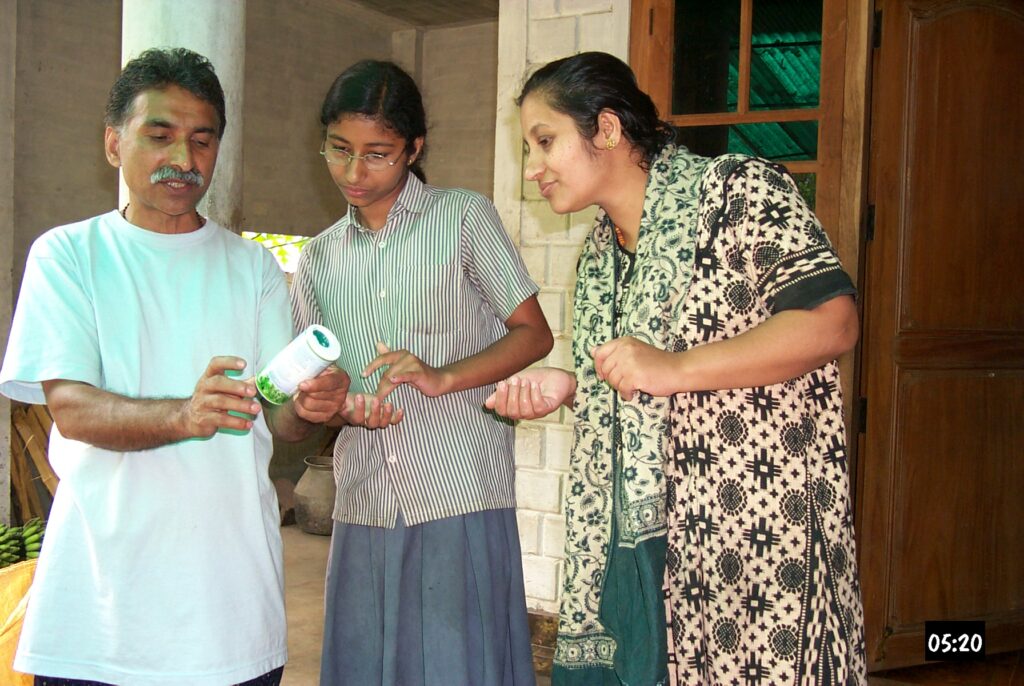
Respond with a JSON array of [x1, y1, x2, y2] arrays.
[[858, 0, 1024, 671]]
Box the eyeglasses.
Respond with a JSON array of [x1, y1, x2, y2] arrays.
[[320, 142, 402, 172]]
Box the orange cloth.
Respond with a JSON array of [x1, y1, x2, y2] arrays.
[[0, 559, 37, 686]]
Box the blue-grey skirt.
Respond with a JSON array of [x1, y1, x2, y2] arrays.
[[319, 508, 536, 686]]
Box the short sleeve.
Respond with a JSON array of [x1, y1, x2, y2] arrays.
[[290, 246, 325, 333], [0, 232, 102, 403], [255, 248, 294, 372], [723, 158, 855, 313], [460, 194, 539, 321]]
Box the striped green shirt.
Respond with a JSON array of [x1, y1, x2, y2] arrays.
[[290, 175, 539, 527]]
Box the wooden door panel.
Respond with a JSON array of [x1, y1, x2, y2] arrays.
[[891, 372, 1024, 623], [902, 7, 1024, 331], [860, 0, 1024, 671]]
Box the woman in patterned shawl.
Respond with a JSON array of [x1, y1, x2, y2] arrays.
[[487, 52, 866, 686]]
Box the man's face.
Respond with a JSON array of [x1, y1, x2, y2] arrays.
[[104, 84, 220, 231]]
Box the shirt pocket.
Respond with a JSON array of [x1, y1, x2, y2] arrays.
[[396, 261, 460, 336]]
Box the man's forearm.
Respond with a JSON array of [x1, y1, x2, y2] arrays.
[[43, 361, 265, 451], [43, 380, 193, 451]]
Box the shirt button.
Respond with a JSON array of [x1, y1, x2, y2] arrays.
[[387, 455, 398, 464], [379, 240, 387, 249], [378, 289, 386, 299]]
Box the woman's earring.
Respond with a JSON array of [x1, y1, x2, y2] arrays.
[[605, 137, 617, 150]]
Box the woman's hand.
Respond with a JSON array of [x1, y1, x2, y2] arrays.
[[363, 342, 451, 400], [484, 367, 576, 420], [592, 336, 680, 400]]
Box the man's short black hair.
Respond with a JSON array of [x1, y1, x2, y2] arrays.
[[105, 47, 226, 137]]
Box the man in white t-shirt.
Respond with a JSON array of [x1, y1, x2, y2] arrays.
[[0, 48, 348, 686]]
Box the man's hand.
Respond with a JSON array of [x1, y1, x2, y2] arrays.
[[180, 356, 262, 437], [293, 366, 350, 424], [363, 342, 451, 400]]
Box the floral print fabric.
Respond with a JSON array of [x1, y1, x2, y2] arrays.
[[555, 146, 709, 683]]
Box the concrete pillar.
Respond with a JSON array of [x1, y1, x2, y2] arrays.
[[120, 0, 246, 230], [392, 28, 423, 85], [1, 0, 16, 524]]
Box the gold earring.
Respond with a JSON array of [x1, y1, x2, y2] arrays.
[[605, 137, 617, 150]]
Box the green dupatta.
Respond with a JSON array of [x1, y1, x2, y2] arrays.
[[554, 145, 710, 685]]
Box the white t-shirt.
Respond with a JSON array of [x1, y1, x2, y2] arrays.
[[0, 211, 292, 685]]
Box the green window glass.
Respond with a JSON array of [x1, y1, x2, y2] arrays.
[[750, 0, 823, 110], [672, 0, 823, 115], [675, 121, 819, 161], [673, 0, 741, 114]]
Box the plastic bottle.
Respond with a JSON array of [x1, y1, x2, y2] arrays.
[[256, 325, 341, 404]]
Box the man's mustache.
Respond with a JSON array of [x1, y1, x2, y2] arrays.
[[150, 166, 205, 187]]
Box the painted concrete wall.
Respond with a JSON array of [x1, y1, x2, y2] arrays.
[[420, 20, 498, 198], [11, 0, 121, 293], [242, 0, 406, 237], [8, 0, 408, 280], [494, 0, 632, 614]]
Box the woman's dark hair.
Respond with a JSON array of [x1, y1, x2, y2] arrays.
[[517, 52, 674, 170], [106, 47, 226, 137], [320, 60, 427, 182]]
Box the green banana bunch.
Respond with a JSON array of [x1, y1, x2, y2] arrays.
[[0, 523, 24, 567], [21, 517, 45, 559], [0, 518, 46, 568]]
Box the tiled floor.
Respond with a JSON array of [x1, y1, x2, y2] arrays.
[[281, 525, 1019, 686], [280, 524, 329, 686]]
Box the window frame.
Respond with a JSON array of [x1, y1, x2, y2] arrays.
[[629, 0, 848, 231]]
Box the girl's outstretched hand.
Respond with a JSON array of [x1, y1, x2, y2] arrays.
[[364, 342, 451, 400], [339, 392, 404, 429], [484, 367, 575, 420]]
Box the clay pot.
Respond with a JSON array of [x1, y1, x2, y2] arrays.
[[293, 455, 336, 536]]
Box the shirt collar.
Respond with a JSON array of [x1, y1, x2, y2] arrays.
[[344, 172, 430, 233], [393, 171, 430, 214]]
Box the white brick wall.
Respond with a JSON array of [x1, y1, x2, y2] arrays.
[[516, 469, 563, 513], [495, 0, 632, 615], [527, 17, 577, 64], [536, 289, 566, 336], [522, 554, 561, 602]]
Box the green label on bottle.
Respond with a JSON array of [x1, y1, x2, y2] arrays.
[[256, 373, 290, 405], [313, 329, 330, 348]]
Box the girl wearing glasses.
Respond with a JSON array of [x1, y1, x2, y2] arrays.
[[290, 60, 551, 686]]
